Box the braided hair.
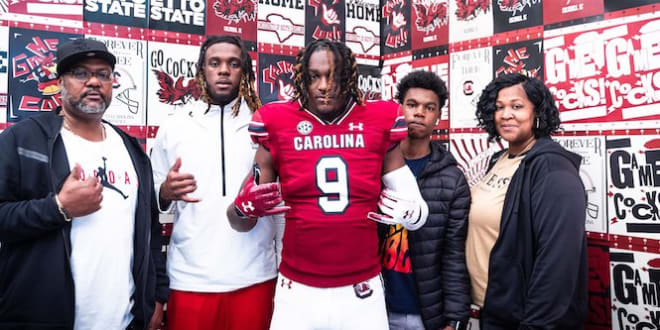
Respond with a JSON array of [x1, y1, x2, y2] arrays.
[[195, 35, 262, 116], [292, 39, 363, 111]]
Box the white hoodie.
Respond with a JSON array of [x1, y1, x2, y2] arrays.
[[151, 98, 280, 292]]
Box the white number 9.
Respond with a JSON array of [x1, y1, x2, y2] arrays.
[[316, 156, 349, 214]]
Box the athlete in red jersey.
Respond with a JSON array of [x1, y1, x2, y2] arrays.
[[228, 39, 428, 329]]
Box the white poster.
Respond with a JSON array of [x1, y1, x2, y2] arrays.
[[554, 136, 607, 234], [449, 46, 492, 129], [607, 135, 660, 239], [610, 248, 660, 329], [146, 41, 204, 128], [87, 35, 147, 126], [345, 0, 380, 59], [449, 133, 506, 187], [257, 0, 305, 48], [449, 0, 493, 43]]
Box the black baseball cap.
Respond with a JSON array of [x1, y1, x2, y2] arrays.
[[56, 38, 116, 76]]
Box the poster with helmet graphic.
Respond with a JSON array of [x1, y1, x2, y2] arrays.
[[492, 0, 542, 33], [205, 0, 257, 41], [146, 41, 204, 128], [86, 35, 146, 126], [8, 28, 81, 122], [449, 0, 493, 43], [305, 0, 345, 44], [258, 52, 296, 105], [411, 0, 449, 50], [554, 136, 607, 234], [345, 0, 381, 59], [448, 46, 492, 129], [381, 0, 411, 55]]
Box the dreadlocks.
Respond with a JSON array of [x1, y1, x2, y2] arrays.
[[292, 39, 363, 111], [195, 35, 262, 116]]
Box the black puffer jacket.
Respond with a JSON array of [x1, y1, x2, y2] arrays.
[[385, 141, 472, 330]]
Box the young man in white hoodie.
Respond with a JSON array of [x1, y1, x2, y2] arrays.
[[151, 35, 280, 330]]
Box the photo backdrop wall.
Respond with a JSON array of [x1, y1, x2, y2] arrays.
[[2, 1, 660, 328]]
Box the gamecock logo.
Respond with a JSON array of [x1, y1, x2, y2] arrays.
[[455, 0, 489, 20], [497, 0, 538, 15], [414, 0, 448, 33], [153, 70, 201, 105], [212, 0, 256, 23]]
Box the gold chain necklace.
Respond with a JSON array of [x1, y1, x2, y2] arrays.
[[62, 118, 106, 142]]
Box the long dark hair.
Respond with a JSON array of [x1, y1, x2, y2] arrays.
[[292, 39, 363, 110]]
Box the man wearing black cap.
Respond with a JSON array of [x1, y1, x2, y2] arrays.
[[0, 38, 168, 330]]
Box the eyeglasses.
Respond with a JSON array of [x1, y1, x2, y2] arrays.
[[68, 68, 114, 82]]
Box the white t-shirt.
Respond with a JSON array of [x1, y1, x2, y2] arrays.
[[61, 124, 138, 330]]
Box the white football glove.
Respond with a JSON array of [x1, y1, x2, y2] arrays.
[[367, 188, 428, 231]]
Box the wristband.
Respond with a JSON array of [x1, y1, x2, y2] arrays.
[[54, 194, 72, 222]]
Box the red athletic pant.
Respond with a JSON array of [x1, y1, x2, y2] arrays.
[[166, 279, 276, 330]]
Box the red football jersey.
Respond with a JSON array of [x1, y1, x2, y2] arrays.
[[249, 99, 406, 287]]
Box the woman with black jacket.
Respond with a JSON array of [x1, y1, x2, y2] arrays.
[[466, 73, 588, 329]]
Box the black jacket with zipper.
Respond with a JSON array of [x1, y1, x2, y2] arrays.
[[480, 137, 588, 330], [0, 109, 169, 329], [381, 141, 471, 330]]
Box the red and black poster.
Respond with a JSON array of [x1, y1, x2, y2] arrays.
[[382, 0, 411, 55], [206, 0, 257, 41], [357, 64, 381, 100], [605, 0, 660, 12], [8, 28, 80, 122], [84, 0, 148, 28], [493, 38, 542, 79], [543, 0, 603, 26], [410, 0, 448, 50], [148, 0, 205, 34], [9, 0, 83, 21], [305, 0, 345, 44], [492, 0, 542, 33], [258, 52, 296, 104], [586, 241, 611, 330], [0, 26, 7, 127], [544, 13, 660, 130]]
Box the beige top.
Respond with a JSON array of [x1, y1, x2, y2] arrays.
[[465, 151, 526, 307]]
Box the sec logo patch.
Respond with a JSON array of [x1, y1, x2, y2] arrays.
[[297, 120, 313, 135]]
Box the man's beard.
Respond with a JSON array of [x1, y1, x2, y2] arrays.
[[206, 80, 239, 105], [61, 87, 108, 114]]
